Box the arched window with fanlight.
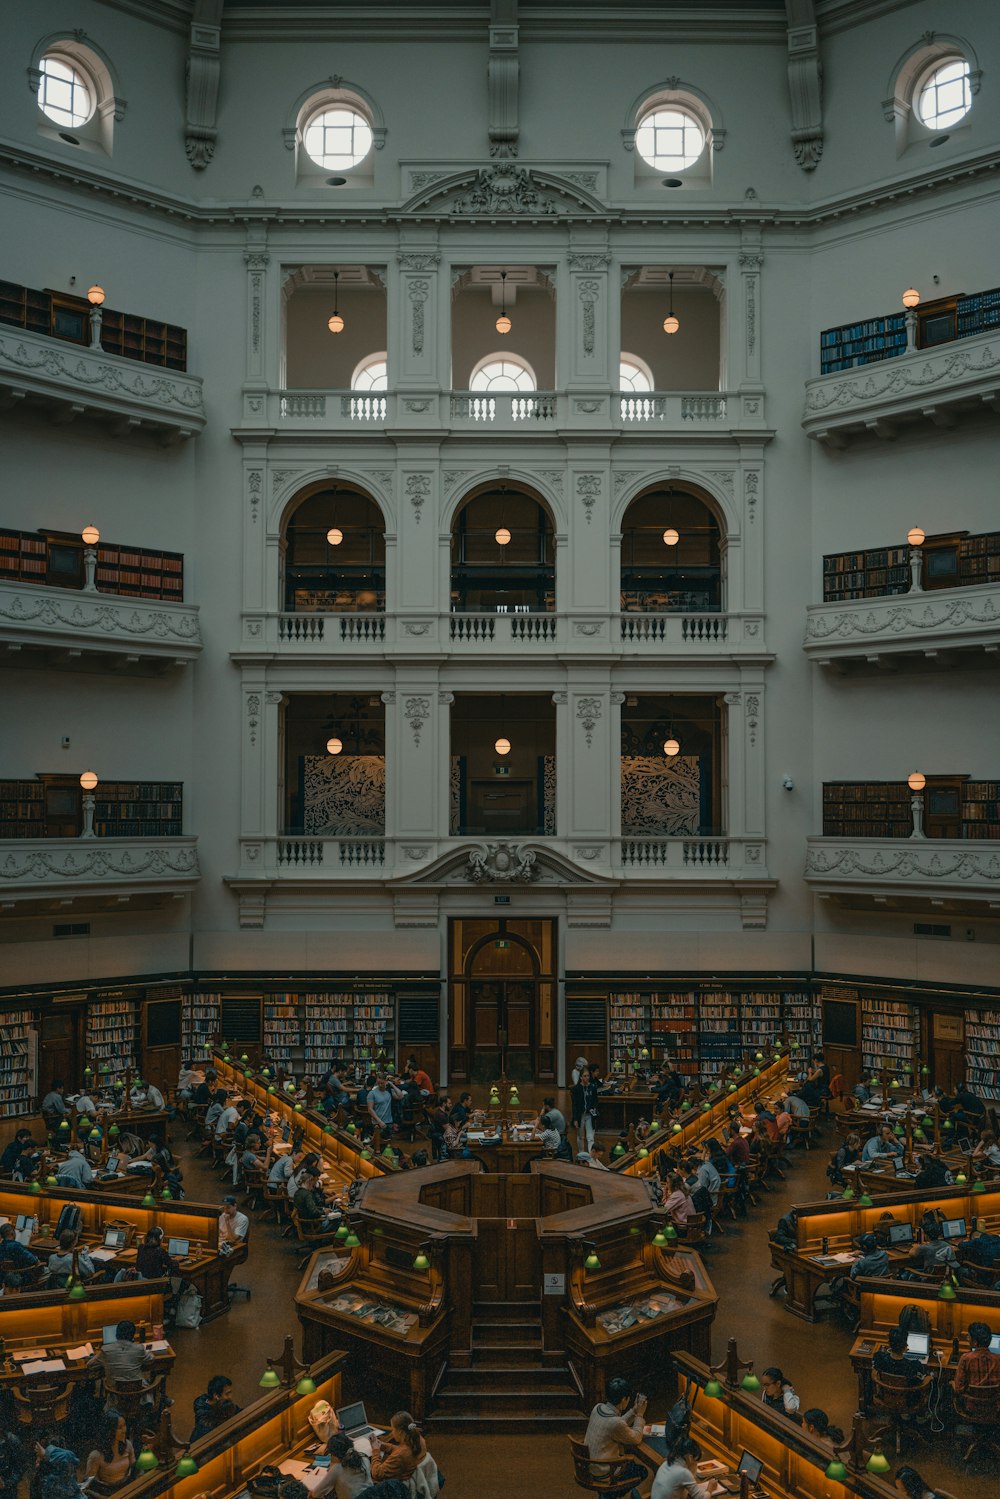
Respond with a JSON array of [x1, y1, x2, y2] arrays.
[[283, 485, 386, 615], [451, 485, 555, 616], [620, 486, 722, 614]]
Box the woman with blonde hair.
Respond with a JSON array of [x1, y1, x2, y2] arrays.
[[369, 1412, 427, 1484]]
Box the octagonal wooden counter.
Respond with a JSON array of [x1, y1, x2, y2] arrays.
[[296, 1158, 717, 1426]]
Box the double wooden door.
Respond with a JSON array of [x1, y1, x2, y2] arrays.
[[470, 979, 535, 1083]]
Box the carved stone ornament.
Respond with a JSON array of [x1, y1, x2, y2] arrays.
[[405, 473, 431, 521], [0, 844, 200, 884], [398, 251, 441, 272], [805, 593, 1000, 643], [246, 693, 261, 747], [404, 695, 431, 746], [401, 845, 431, 859], [451, 164, 558, 216], [466, 842, 539, 883], [746, 694, 761, 747], [576, 695, 602, 747], [806, 845, 1000, 883], [803, 339, 1000, 415], [0, 590, 202, 644], [744, 470, 759, 523], [0, 330, 205, 416], [577, 473, 601, 523], [247, 469, 262, 524]]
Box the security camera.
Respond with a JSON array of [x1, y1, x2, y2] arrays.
[[782, 776, 794, 791]]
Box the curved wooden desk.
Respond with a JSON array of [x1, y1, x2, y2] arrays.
[[296, 1158, 717, 1423]]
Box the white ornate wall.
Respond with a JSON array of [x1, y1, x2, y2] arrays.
[[2, 0, 1000, 1035]]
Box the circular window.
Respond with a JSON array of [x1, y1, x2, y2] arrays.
[[917, 59, 972, 130], [302, 106, 374, 169], [620, 356, 654, 394], [38, 55, 93, 128], [469, 357, 536, 393], [635, 107, 705, 172], [351, 355, 388, 391]]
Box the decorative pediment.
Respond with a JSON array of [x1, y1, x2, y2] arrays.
[[401, 164, 606, 218], [388, 840, 616, 889]]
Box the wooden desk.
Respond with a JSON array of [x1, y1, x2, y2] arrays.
[[0, 1278, 168, 1350], [0, 1335, 174, 1389], [111, 1351, 347, 1499], [652, 1351, 900, 1499], [0, 1182, 241, 1321], [770, 1181, 1000, 1320]]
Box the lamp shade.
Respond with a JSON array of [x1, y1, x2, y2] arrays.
[[908, 772, 926, 792], [662, 527, 679, 546], [344, 1229, 361, 1248], [296, 1376, 318, 1395], [825, 1460, 848, 1481], [141, 1192, 156, 1208], [81, 525, 100, 546], [902, 287, 920, 308], [938, 1279, 957, 1300], [175, 1457, 199, 1478], [740, 1372, 761, 1393], [495, 527, 511, 546], [866, 1449, 892, 1475], [67, 1280, 86, 1300], [326, 737, 343, 755], [584, 1250, 601, 1270], [259, 1368, 281, 1389], [134, 1449, 159, 1474], [495, 313, 512, 334], [652, 1229, 668, 1246], [79, 771, 99, 791], [494, 737, 511, 756], [663, 313, 680, 334], [662, 1222, 678, 1240], [704, 1378, 723, 1398], [327, 312, 345, 333], [663, 737, 680, 757], [413, 1250, 430, 1270], [87, 286, 106, 306], [907, 526, 925, 546], [858, 1193, 874, 1208], [637, 1147, 649, 1159], [326, 527, 344, 546]]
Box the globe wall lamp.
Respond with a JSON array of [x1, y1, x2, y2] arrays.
[[326, 527, 344, 546], [908, 771, 926, 840], [326, 737, 343, 755], [79, 771, 99, 840], [662, 527, 679, 546], [494, 737, 511, 756], [87, 285, 105, 349]]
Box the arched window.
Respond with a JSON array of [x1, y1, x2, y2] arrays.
[[351, 354, 388, 391], [634, 107, 705, 172], [469, 355, 537, 393], [619, 355, 654, 393], [451, 486, 555, 615], [283, 487, 386, 614], [29, 37, 124, 156], [302, 105, 373, 169], [624, 81, 722, 188], [620, 487, 723, 614], [285, 80, 385, 186], [916, 58, 972, 130], [884, 38, 980, 155]]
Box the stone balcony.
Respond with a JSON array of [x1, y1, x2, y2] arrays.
[[226, 834, 773, 930], [0, 579, 203, 672], [802, 329, 1000, 448], [238, 387, 768, 440], [0, 836, 201, 913], [0, 326, 206, 443], [236, 610, 768, 663], [804, 835, 1000, 913], [803, 582, 1000, 672]]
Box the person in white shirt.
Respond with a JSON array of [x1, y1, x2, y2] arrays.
[[267, 1153, 294, 1189], [215, 1099, 241, 1137], [651, 1439, 711, 1499], [48, 1230, 96, 1288], [57, 1147, 94, 1190], [131, 1082, 165, 1111], [761, 1367, 801, 1416], [177, 1061, 204, 1098], [219, 1195, 249, 1245], [75, 1091, 98, 1116]]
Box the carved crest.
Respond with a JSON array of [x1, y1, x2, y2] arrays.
[[465, 842, 539, 883], [451, 164, 558, 216]]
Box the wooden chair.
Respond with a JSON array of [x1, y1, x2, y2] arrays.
[[568, 1436, 650, 1498], [677, 1212, 706, 1246], [289, 1207, 343, 1270], [871, 1369, 933, 1456], [12, 1379, 72, 1433], [955, 1384, 1000, 1465], [104, 1373, 166, 1444], [242, 1161, 268, 1212]]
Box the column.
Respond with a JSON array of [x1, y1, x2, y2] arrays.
[[563, 246, 612, 422], [241, 234, 269, 420], [563, 676, 613, 845], [392, 243, 443, 403], [388, 670, 443, 839], [737, 234, 763, 391]]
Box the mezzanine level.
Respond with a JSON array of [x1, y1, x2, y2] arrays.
[[0, 577, 202, 672], [0, 835, 201, 914], [803, 580, 1000, 672], [804, 835, 1000, 915]]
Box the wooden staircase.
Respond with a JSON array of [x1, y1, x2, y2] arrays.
[[429, 1300, 587, 1432]]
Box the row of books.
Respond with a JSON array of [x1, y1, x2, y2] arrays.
[[607, 991, 821, 1081]]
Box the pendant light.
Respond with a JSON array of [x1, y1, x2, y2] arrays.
[[495, 737, 511, 756], [662, 272, 679, 335], [327, 271, 345, 334], [496, 270, 512, 334], [326, 527, 344, 546], [495, 481, 511, 545], [663, 734, 680, 758], [902, 287, 920, 309], [662, 527, 679, 546], [326, 737, 343, 755]]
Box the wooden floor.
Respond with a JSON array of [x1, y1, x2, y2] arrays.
[[166, 1096, 998, 1499]]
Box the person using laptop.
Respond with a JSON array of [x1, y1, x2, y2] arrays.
[[315, 1434, 370, 1499], [873, 1327, 931, 1383], [851, 1233, 890, 1280], [56, 1145, 94, 1191], [914, 1153, 952, 1190], [861, 1125, 904, 1164], [136, 1226, 182, 1280], [953, 1321, 1000, 1406], [368, 1412, 428, 1486], [650, 1437, 711, 1499], [47, 1229, 96, 1289], [906, 1221, 959, 1275], [88, 1320, 154, 1383]]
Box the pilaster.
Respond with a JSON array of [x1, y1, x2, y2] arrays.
[[394, 240, 443, 397]]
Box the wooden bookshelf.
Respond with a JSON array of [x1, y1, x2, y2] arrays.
[[822, 545, 909, 602], [0, 1009, 34, 1118], [819, 312, 907, 374], [181, 994, 221, 1061], [822, 782, 912, 839], [0, 780, 45, 839], [264, 995, 303, 1071], [651, 993, 699, 1078], [93, 782, 182, 838], [609, 993, 651, 1072], [0, 280, 187, 371], [0, 528, 184, 601], [861, 996, 918, 1078], [87, 997, 139, 1076], [964, 1009, 1000, 1102], [698, 991, 742, 1071]]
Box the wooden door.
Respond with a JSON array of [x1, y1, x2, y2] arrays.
[[926, 1010, 965, 1093], [470, 980, 535, 1083], [472, 1219, 540, 1302], [924, 777, 965, 839], [39, 1010, 82, 1092], [142, 998, 183, 1095]]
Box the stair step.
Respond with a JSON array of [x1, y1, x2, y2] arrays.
[[428, 1411, 585, 1434], [432, 1388, 582, 1415], [439, 1365, 572, 1389], [469, 1345, 547, 1367], [472, 1323, 542, 1345], [472, 1301, 540, 1321]]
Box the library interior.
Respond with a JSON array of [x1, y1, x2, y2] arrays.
[[2, 3, 1000, 1498]]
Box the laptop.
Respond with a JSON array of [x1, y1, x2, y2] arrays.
[[737, 1451, 764, 1489], [991, 1334, 1000, 1355], [106, 1155, 120, 1174], [104, 1227, 127, 1249], [941, 1217, 967, 1240], [102, 1324, 120, 1345], [168, 1237, 190, 1258], [335, 1402, 383, 1441], [888, 1222, 913, 1247], [905, 1331, 930, 1360]]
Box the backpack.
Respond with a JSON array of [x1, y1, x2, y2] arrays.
[[174, 1287, 203, 1328], [54, 1204, 82, 1240]]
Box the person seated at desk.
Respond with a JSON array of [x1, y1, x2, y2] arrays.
[[873, 1327, 932, 1383], [853, 1073, 874, 1104], [772, 1207, 798, 1251], [971, 1128, 1000, 1170], [851, 1232, 890, 1280], [191, 1374, 241, 1439], [951, 1084, 987, 1135], [783, 1090, 811, 1119], [0, 1220, 39, 1276], [205, 1089, 230, 1132], [760, 1367, 800, 1416], [88, 1320, 154, 1383], [48, 1230, 96, 1288], [34, 1441, 88, 1499], [135, 1225, 181, 1280], [585, 1142, 611, 1170], [953, 1320, 1000, 1405], [688, 1146, 721, 1211], [958, 1226, 1000, 1280], [74, 1088, 99, 1116], [706, 1137, 736, 1189], [861, 1125, 904, 1164], [828, 1133, 863, 1187], [1, 1127, 39, 1177], [316, 1435, 371, 1499], [540, 1095, 568, 1136], [403, 1061, 434, 1097], [177, 1059, 204, 1099], [268, 1150, 296, 1191], [894, 1465, 948, 1499], [906, 1221, 958, 1275], [369, 1412, 429, 1486], [130, 1080, 165, 1112], [84, 1411, 134, 1491], [293, 1170, 341, 1231], [56, 1145, 94, 1190], [219, 1194, 249, 1246], [662, 1173, 695, 1226], [288, 1152, 324, 1200], [584, 1376, 648, 1488], [214, 1095, 243, 1137], [725, 1127, 750, 1169], [192, 1071, 217, 1107], [802, 1409, 844, 1445], [650, 1437, 711, 1499], [538, 1113, 566, 1156], [914, 1153, 951, 1190]]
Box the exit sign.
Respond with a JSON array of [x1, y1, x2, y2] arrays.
[[494, 895, 511, 906]]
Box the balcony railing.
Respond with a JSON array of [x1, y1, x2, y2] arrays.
[[618, 836, 731, 869], [0, 326, 205, 442], [804, 580, 1000, 669], [804, 834, 1000, 910], [802, 328, 1000, 448], [250, 388, 766, 435], [238, 610, 766, 659], [0, 577, 202, 671], [0, 835, 200, 908]]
